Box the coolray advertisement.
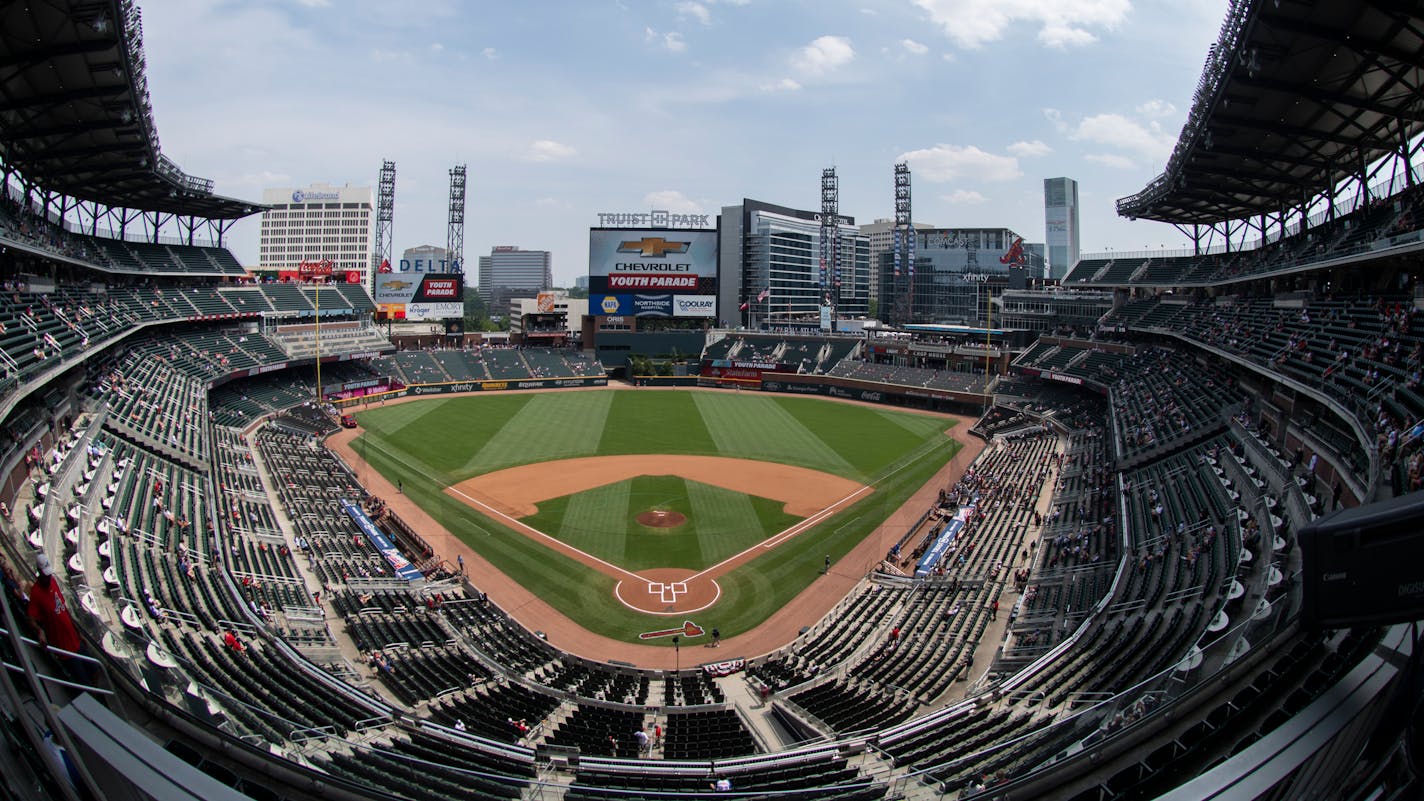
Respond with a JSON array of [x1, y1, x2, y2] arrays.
[[374, 273, 465, 321], [588, 228, 718, 298]]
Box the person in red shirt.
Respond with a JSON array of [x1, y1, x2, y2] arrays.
[[27, 553, 93, 683]]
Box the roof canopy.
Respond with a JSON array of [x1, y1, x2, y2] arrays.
[[1117, 0, 1424, 225], [0, 0, 259, 219]]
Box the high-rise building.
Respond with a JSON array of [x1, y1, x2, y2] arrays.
[[879, 227, 1042, 325], [477, 246, 552, 306], [1044, 177, 1080, 280], [258, 183, 373, 281], [859, 218, 933, 316], [399, 245, 454, 273], [718, 199, 870, 330]]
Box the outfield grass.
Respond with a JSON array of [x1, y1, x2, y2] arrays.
[[521, 475, 802, 571], [354, 389, 961, 644]]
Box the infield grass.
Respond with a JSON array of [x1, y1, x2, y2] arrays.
[[354, 389, 961, 644], [522, 475, 802, 571]]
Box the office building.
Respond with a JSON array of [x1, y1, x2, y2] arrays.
[[399, 244, 456, 273], [719, 199, 870, 330], [258, 183, 373, 282], [860, 218, 934, 317], [478, 246, 552, 307]]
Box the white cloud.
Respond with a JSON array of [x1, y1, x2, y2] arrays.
[[942, 189, 988, 205], [760, 77, 802, 91], [523, 139, 576, 162], [428, 42, 444, 53], [793, 35, 855, 77], [294, 0, 330, 7], [644, 27, 687, 52], [1135, 99, 1177, 118], [643, 190, 702, 213], [1007, 139, 1051, 158], [898, 143, 1022, 183], [1085, 153, 1137, 169], [481, 47, 499, 60], [901, 39, 929, 55], [913, 0, 1130, 49], [676, 1, 712, 25], [1073, 113, 1175, 160]]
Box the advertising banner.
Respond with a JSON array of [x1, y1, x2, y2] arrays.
[[588, 228, 717, 298], [671, 294, 716, 317], [593, 294, 675, 317], [341, 500, 424, 581], [375, 273, 464, 320]]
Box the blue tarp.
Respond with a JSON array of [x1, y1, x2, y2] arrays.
[[341, 499, 424, 581], [915, 499, 977, 576]]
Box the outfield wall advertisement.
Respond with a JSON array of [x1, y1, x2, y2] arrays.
[[589, 228, 717, 316], [335, 376, 608, 406], [374, 273, 465, 321]]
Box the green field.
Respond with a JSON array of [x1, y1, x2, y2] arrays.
[[353, 389, 961, 644], [522, 475, 802, 571]]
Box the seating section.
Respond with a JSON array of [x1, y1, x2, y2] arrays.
[[827, 359, 991, 394], [370, 348, 606, 386]]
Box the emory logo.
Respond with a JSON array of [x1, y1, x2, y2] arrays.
[[618, 237, 690, 258], [600, 295, 621, 314]]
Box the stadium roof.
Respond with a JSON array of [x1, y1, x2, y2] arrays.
[[1117, 0, 1424, 225], [0, 0, 260, 220]]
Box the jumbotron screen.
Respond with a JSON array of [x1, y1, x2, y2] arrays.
[[588, 228, 717, 317]]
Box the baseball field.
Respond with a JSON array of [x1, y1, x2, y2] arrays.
[[349, 389, 961, 645]]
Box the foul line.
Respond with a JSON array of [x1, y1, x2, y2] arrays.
[[687, 432, 964, 582], [358, 436, 654, 589]]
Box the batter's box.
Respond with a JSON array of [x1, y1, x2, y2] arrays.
[[648, 582, 688, 605]]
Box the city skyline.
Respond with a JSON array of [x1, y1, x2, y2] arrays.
[[138, 0, 1229, 286]]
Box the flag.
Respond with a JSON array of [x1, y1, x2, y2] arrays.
[[739, 301, 749, 311], [757, 287, 769, 302]]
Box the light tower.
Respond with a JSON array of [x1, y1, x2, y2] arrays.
[[820, 167, 839, 324], [447, 165, 466, 275], [893, 162, 913, 324], [372, 159, 396, 291]]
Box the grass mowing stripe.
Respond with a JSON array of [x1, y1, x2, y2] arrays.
[[600, 390, 717, 455], [692, 392, 856, 477], [462, 390, 613, 475], [872, 406, 954, 438], [555, 480, 632, 565], [685, 481, 757, 565]]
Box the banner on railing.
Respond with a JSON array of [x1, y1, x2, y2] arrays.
[[341, 499, 424, 581], [702, 658, 745, 677], [915, 498, 977, 577]]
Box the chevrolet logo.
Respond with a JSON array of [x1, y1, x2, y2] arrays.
[[618, 237, 690, 258], [381, 279, 413, 290]]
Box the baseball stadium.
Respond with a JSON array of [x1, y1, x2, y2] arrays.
[[0, 2, 1421, 801]]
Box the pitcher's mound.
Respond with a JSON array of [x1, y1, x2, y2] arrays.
[[636, 509, 687, 529]]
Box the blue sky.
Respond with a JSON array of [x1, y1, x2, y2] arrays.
[[140, 0, 1229, 285]]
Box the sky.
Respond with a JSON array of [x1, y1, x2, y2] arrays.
[[138, 0, 1230, 286]]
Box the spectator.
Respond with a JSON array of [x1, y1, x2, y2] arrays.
[[28, 554, 94, 683]]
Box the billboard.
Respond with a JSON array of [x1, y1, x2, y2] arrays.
[[588, 228, 717, 299], [374, 273, 464, 321]]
